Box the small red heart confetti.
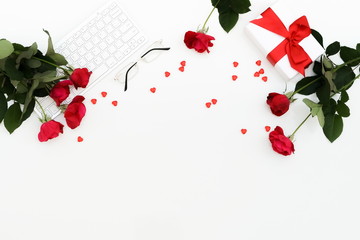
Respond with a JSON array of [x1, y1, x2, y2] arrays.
[[101, 91, 107, 97], [150, 87, 156, 93], [259, 68, 265, 74], [205, 102, 212, 108], [232, 75, 238, 81], [112, 100, 118, 106], [256, 60, 262, 66], [179, 66, 185, 72], [90, 99, 97, 104], [241, 129, 247, 134], [233, 61, 239, 67], [180, 61, 186, 66], [211, 99, 217, 105], [165, 71, 170, 77], [254, 72, 260, 77], [262, 76, 268, 82], [265, 126, 271, 132], [77, 136, 84, 142]]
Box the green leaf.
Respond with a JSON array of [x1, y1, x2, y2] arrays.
[[336, 101, 350, 117], [33, 71, 63, 83], [313, 60, 322, 75], [316, 80, 331, 104], [0, 90, 7, 123], [219, 10, 239, 33], [229, 0, 251, 14], [16, 42, 38, 65], [322, 98, 336, 116], [322, 56, 334, 71], [303, 98, 321, 116], [0, 39, 14, 59], [211, 0, 250, 33], [311, 29, 324, 48], [295, 75, 322, 95], [4, 57, 24, 80], [303, 98, 325, 127], [333, 66, 355, 90], [43, 29, 55, 56], [26, 59, 41, 68], [340, 46, 360, 67], [4, 102, 22, 134], [49, 53, 68, 66], [341, 90, 349, 103], [21, 79, 39, 120], [357, 43, 360, 52], [317, 108, 325, 128], [323, 114, 343, 143], [21, 97, 35, 122], [325, 41, 340, 56]]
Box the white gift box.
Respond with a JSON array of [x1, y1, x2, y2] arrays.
[[245, 1, 325, 81]]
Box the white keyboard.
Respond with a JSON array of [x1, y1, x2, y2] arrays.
[[35, 1, 148, 118]]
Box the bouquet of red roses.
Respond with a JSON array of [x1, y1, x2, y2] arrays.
[[0, 30, 91, 142], [266, 30, 360, 156]]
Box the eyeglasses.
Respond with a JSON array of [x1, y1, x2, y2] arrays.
[[114, 40, 170, 91]]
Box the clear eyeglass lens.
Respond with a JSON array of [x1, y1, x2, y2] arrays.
[[114, 62, 139, 83]]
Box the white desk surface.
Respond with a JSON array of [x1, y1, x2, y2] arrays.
[[1, 0, 360, 239]]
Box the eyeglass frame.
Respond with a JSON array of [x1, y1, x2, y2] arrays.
[[122, 46, 170, 91]]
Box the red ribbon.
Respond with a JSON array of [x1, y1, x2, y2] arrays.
[[251, 8, 312, 75]]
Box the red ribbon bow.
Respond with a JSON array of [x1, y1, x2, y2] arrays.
[[251, 8, 312, 75]]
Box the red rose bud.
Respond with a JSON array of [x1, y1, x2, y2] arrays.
[[49, 80, 73, 106], [184, 31, 215, 53], [70, 68, 92, 89], [266, 92, 290, 116], [64, 95, 86, 129], [269, 126, 295, 156], [38, 120, 64, 142]]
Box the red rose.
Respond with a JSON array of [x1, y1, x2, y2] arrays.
[[266, 92, 290, 116], [49, 80, 73, 106], [70, 68, 92, 89], [269, 126, 295, 156], [64, 95, 86, 129], [38, 120, 64, 142], [184, 31, 215, 53]]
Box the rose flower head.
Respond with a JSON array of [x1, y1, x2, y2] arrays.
[[64, 95, 86, 129], [269, 126, 295, 156], [266, 92, 290, 116], [38, 120, 64, 142], [184, 31, 215, 53], [49, 80, 73, 106], [70, 68, 92, 89]]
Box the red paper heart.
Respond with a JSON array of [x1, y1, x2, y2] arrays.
[[256, 60, 262, 66], [205, 102, 211, 108], [150, 87, 156, 93], [232, 75, 238, 81], [165, 71, 170, 77], [254, 72, 260, 77], [180, 61, 186, 66], [101, 91, 107, 97], [77, 136, 84, 142], [233, 61, 239, 67], [265, 126, 271, 132], [241, 129, 247, 134], [112, 100, 118, 106], [259, 68, 265, 74], [91, 99, 97, 104], [211, 99, 217, 105], [179, 66, 185, 72], [262, 76, 268, 82]]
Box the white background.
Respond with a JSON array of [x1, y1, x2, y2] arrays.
[[1, 0, 360, 239]]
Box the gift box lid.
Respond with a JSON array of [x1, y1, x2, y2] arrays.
[[245, 1, 325, 81]]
